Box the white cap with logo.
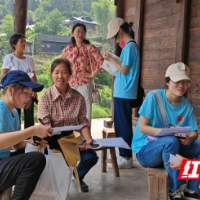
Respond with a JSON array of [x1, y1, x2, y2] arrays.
[[165, 62, 191, 82]]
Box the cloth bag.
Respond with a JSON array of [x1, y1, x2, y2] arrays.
[[87, 45, 101, 103], [58, 131, 83, 193], [25, 143, 73, 200]]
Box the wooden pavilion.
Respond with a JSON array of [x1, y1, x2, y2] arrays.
[[14, 0, 200, 124], [113, 0, 200, 124]]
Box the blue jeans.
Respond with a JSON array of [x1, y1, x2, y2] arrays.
[[136, 136, 200, 192], [75, 149, 98, 181]]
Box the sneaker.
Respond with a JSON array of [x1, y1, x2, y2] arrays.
[[108, 156, 133, 169], [184, 188, 200, 200], [169, 189, 184, 200]]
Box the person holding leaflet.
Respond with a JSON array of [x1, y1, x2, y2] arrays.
[[103, 17, 140, 169], [37, 58, 98, 192], [132, 62, 200, 200], [0, 70, 52, 200]]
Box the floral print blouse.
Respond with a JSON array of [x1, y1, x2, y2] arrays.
[[61, 43, 104, 87]]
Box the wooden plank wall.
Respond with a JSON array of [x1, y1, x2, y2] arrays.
[[141, 0, 179, 94], [123, 0, 200, 124], [187, 0, 200, 123], [124, 0, 136, 33]]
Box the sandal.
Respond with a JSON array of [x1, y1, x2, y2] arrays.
[[71, 179, 89, 192]]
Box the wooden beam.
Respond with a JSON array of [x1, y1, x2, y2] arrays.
[[135, 0, 144, 50], [133, 0, 145, 117], [175, 0, 188, 62], [13, 0, 28, 35], [111, 0, 125, 119]]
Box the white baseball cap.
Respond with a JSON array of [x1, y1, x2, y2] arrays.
[[165, 62, 191, 82], [106, 17, 124, 40]]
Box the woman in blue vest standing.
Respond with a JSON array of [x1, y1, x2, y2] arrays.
[[103, 17, 140, 169]]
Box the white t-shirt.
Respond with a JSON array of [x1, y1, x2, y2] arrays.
[[2, 53, 37, 73]]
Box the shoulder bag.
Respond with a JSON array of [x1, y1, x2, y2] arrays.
[[87, 45, 101, 103]]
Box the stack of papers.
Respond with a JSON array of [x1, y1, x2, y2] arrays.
[[101, 52, 122, 76], [52, 125, 83, 135], [93, 137, 131, 150], [166, 154, 180, 165]]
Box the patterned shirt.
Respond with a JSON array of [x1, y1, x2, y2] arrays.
[[38, 84, 89, 128], [61, 43, 104, 87]]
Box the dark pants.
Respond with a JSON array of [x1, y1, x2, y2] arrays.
[[74, 150, 98, 181], [17, 98, 34, 129], [0, 152, 46, 200], [114, 97, 133, 158]]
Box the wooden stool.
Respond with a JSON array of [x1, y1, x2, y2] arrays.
[[95, 146, 119, 177], [0, 187, 12, 200], [148, 168, 168, 200], [97, 127, 119, 177]]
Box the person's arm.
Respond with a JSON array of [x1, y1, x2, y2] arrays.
[[139, 115, 162, 136], [1, 69, 9, 79], [0, 125, 52, 150], [104, 54, 129, 75], [32, 71, 37, 82], [81, 45, 105, 79]]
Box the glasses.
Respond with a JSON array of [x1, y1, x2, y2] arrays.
[[74, 30, 86, 35], [171, 80, 191, 88], [23, 91, 33, 98]]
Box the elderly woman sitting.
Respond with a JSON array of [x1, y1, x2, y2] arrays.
[[37, 58, 98, 192]]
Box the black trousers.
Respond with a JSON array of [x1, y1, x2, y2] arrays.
[[0, 152, 46, 200], [17, 98, 34, 129]]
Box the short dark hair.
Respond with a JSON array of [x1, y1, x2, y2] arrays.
[[114, 22, 134, 39], [70, 23, 90, 47], [10, 33, 26, 51], [51, 58, 72, 75], [165, 77, 170, 88]]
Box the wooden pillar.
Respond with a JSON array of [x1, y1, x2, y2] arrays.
[[13, 0, 28, 35], [133, 0, 145, 117], [175, 0, 188, 62], [111, 0, 125, 119]]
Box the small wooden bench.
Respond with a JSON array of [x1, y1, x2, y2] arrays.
[[96, 127, 119, 177], [148, 168, 168, 200]]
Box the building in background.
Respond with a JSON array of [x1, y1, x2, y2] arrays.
[[38, 34, 71, 54], [65, 16, 100, 30]]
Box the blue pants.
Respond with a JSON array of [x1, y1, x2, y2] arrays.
[[75, 149, 98, 181], [136, 136, 200, 192], [114, 97, 133, 158]]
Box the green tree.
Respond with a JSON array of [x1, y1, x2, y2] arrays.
[[46, 9, 64, 35], [32, 1, 52, 22], [83, 0, 91, 12], [0, 5, 11, 19], [91, 0, 115, 39], [1, 14, 13, 37], [5, 0, 14, 16], [94, 71, 112, 88], [28, 0, 40, 12], [72, 0, 83, 13]]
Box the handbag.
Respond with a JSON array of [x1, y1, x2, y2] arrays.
[[25, 144, 73, 200], [87, 45, 101, 103]]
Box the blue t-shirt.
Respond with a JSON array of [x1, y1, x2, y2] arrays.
[[113, 39, 140, 99], [131, 89, 199, 155], [0, 100, 20, 158]]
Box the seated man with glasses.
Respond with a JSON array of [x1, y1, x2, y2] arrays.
[[131, 62, 200, 200]]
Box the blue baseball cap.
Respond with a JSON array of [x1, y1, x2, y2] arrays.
[[0, 70, 44, 92]]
